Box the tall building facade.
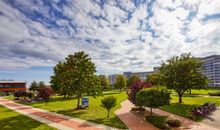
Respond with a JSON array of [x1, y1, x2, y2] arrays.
[[201, 55, 220, 87], [108, 74, 117, 85]]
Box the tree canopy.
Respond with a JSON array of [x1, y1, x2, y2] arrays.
[[127, 75, 141, 87], [160, 53, 208, 103], [114, 75, 126, 92], [50, 51, 101, 108], [98, 75, 110, 90], [29, 81, 38, 91], [146, 73, 165, 86]]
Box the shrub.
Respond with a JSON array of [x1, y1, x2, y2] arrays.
[[136, 87, 171, 116], [127, 80, 151, 104], [14, 91, 26, 98], [208, 91, 220, 96], [27, 92, 34, 99], [146, 116, 170, 129], [38, 86, 53, 106], [166, 116, 181, 127], [190, 102, 216, 120], [100, 96, 117, 117]]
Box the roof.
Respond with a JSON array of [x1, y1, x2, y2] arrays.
[[0, 81, 27, 84]]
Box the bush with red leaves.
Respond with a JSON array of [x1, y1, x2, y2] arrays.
[[38, 86, 53, 106], [127, 79, 152, 104]]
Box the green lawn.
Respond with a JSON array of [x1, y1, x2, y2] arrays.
[[171, 89, 220, 95], [6, 91, 128, 129], [160, 95, 220, 121], [0, 105, 56, 130]]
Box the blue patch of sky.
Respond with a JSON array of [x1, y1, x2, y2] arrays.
[[202, 13, 220, 21], [0, 66, 53, 85]]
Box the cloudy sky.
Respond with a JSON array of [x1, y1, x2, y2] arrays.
[[0, 0, 220, 84]]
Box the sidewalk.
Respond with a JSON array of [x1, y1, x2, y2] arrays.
[[0, 97, 117, 130], [202, 107, 220, 128], [115, 100, 158, 130]]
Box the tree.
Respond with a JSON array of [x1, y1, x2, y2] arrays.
[[100, 96, 117, 117], [98, 75, 110, 90], [50, 61, 71, 98], [160, 53, 208, 103], [50, 51, 101, 108], [29, 81, 38, 91], [38, 81, 45, 89], [114, 75, 126, 92], [38, 86, 53, 106], [127, 75, 141, 87], [146, 73, 165, 86], [127, 79, 151, 104], [136, 87, 171, 116]]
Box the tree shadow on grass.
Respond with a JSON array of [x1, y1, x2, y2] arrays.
[[0, 114, 53, 130], [56, 109, 86, 118], [160, 103, 198, 119], [87, 116, 127, 129]]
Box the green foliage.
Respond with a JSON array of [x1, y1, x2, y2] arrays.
[[160, 53, 208, 103], [29, 81, 38, 91], [146, 116, 169, 129], [98, 75, 110, 90], [101, 96, 117, 117], [114, 75, 126, 92], [50, 51, 101, 108], [146, 73, 165, 86], [127, 75, 140, 87], [136, 87, 171, 116]]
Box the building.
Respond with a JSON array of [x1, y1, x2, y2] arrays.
[[108, 74, 117, 85], [0, 81, 27, 93], [201, 55, 220, 87]]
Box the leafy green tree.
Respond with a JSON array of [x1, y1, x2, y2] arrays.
[[114, 75, 126, 92], [136, 87, 171, 116], [160, 53, 208, 103], [50, 61, 71, 98], [146, 73, 165, 86], [38, 81, 45, 89], [51, 51, 101, 108], [100, 96, 117, 117], [98, 75, 110, 90], [127, 75, 140, 87], [29, 81, 38, 91]]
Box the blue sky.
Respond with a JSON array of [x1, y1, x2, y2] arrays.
[[0, 0, 220, 85]]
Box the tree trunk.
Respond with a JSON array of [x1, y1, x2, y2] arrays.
[[77, 94, 81, 108], [178, 93, 183, 103], [107, 110, 110, 118], [150, 107, 152, 116], [189, 89, 192, 94], [119, 88, 121, 93]]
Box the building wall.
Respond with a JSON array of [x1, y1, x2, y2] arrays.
[[0, 82, 26, 92], [108, 75, 117, 85], [202, 55, 220, 87]]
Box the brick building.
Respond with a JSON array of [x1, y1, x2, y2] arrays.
[[0, 81, 26, 93]]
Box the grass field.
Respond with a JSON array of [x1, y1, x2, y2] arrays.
[[6, 91, 128, 129], [0, 105, 56, 130], [160, 95, 220, 121]]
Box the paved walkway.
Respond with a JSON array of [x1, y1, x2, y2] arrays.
[[115, 100, 158, 130], [202, 107, 220, 128], [0, 97, 117, 130]]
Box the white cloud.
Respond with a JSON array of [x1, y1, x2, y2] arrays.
[[0, 0, 219, 75]]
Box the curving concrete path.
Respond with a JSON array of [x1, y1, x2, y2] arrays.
[[115, 100, 158, 130], [0, 97, 118, 130], [202, 107, 220, 129]]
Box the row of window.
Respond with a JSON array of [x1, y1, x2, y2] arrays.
[[0, 85, 24, 88]]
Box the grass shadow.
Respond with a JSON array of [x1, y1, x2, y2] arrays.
[[160, 103, 198, 119], [56, 109, 86, 118]]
